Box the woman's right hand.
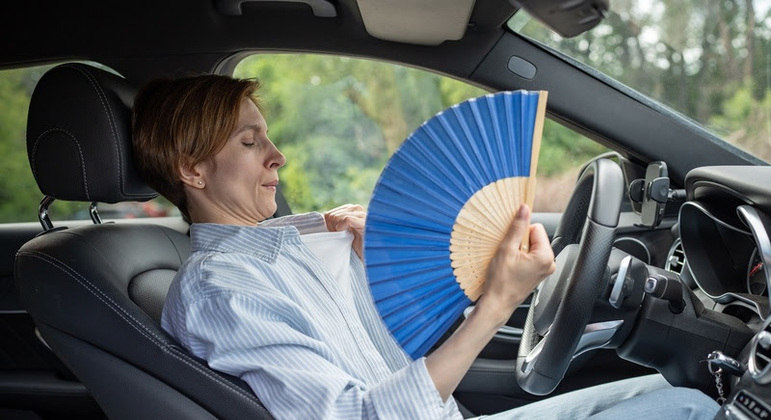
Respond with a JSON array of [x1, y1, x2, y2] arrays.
[[477, 204, 556, 326], [323, 204, 366, 260], [425, 204, 555, 400]]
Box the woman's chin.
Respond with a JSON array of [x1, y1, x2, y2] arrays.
[[265, 202, 278, 217]]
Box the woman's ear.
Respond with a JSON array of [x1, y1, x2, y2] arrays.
[[178, 161, 206, 189]]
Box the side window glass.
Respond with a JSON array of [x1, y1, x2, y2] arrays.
[[0, 59, 608, 223], [0, 65, 55, 223], [234, 54, 607, 214], [234, 54, 487, 212], [536, 121, 609, 212]]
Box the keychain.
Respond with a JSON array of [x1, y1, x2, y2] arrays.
[[706, 350, 746, 404], [708, 364, 726, 405]]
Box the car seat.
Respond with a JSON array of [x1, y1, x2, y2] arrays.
[[14, 63, 273, 419]]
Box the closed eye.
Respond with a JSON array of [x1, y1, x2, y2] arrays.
[[241, 142, 255, 147]]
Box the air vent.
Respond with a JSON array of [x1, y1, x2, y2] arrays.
[[665, 239, 686, 274], [749, 329, 771, 384]]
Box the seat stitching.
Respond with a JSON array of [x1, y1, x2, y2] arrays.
[[154, 224, 186, 265], [18, 251, 265, 408], [20, 252, 164, 339], [63, 65, 124, 196], [30, 127, 90, 200], [38, 64, 154, 201], [22, 251, 263, 407], [65, 65, 155, 200]]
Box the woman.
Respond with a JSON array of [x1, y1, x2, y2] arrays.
[[132, 74, 719, 419]]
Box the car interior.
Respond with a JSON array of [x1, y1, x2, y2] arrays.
[[1, 0, 770, 419]]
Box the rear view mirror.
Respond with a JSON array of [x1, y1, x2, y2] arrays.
[[510, 0, 609, 38]]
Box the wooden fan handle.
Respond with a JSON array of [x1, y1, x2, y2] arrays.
[[520, 177, 537, 252], [521, 90, 547, 252]]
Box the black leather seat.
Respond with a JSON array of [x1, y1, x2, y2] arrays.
[[15, 63, 273, 419]]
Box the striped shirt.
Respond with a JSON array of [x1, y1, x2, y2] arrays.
[[161, 212, 462, 419]]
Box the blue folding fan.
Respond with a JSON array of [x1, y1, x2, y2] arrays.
[[364, 90, 548, 359]]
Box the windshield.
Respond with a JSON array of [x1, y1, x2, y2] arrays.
[[508, 0, 771, 162]]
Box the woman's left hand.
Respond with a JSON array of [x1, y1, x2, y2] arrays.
[[324, 204, 366, 260]]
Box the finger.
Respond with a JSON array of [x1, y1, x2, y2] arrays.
[[324, 205, 366, 233], [339, 215, 364, 230], [500, 204, 531, 251], [328, 203, 364, 216], [528, 224, 556, 273], [347, 214, 366, 230], [328, 206, 345, 216], [347, 204, 365, 212], [324, 214, 348, 232], [331, 215, 366, 234], [325, 206, 346, 219], [527, 223, 551, 252], [323, 212, 338, 231]]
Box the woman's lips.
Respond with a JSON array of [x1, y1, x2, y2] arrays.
[[262, 181, 278, 191]]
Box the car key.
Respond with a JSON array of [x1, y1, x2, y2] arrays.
[[707, 351, 745, 404], [707, 351, 746, 377]]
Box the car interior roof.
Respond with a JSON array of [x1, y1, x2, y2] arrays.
[[3, 0, 516, 84]]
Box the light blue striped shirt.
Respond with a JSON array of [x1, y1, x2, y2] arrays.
[[161, 213, 462, 419]]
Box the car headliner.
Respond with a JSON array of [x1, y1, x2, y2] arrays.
[[2, 0, 512, 82], [2, 0, 765, 184]]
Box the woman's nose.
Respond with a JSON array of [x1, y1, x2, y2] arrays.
[[268, 146, 286, 169]]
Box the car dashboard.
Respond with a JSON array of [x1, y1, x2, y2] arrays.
[[676, 166, 771, 419], [681, 167, 771, 320]]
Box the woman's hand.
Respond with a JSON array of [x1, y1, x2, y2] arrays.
[[478, 204, 556, 326], [323, 204, 366, 260], [426, 204, 555, 401]]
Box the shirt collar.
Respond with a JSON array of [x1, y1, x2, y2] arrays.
[[190, 212, 327, 262]]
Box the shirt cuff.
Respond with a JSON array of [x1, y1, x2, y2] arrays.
[[369, 357, 459, 419]]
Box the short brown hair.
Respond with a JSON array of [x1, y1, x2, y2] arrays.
[[132, 75, 261, 220]]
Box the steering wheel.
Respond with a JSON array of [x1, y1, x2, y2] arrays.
[[515, 158, 625, 395]]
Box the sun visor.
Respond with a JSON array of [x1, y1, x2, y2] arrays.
[[357, 0, 475, 46]]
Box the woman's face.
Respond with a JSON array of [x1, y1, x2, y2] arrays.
[[193, 97, 286, 225]]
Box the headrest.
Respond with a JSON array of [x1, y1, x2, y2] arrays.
[[26, 63, 157, 203]]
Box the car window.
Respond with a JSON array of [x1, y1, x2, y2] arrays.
[[508, 0, 771, 162], [233, 54, 607, 213], [0, 63, 178, 223], [0, 57, 608, 222]]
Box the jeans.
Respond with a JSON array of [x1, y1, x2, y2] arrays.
[[474, 374, 719, 420]]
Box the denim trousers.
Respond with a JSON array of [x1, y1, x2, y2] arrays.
[[474, 374, 720, 420]]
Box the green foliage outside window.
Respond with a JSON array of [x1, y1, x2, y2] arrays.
[[0, 56, 609, 222], [0, 66, 82, 222], [235, 55, 481, 213], [234, 54, 605, 213], [511, 0, 771, 162]]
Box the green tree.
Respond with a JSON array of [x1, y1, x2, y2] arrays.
[[235, 55, 492, 212], [0, 66, 83, 222], [0, 65, 120, 223], [517, 0, 770, 164], [235, 53, 605, 213]]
